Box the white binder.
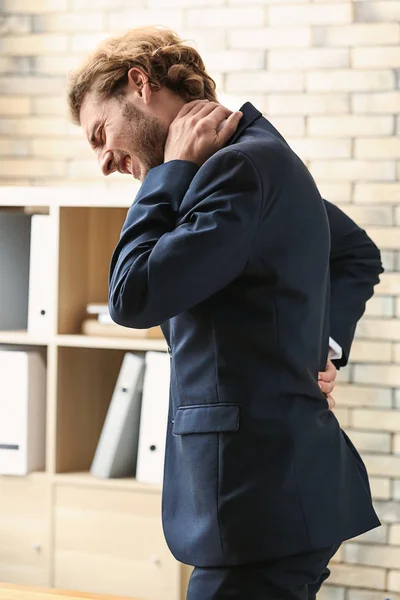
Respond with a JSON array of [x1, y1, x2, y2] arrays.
[[90, 352, 145, 479], [0, 349, 46, 475], [136, 351, 171, 485], [28, 214, 53, 337]]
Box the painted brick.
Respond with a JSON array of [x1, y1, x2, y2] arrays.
[[0, 159, 65, 177], [67, 160, 103, 179], [381, 250, 395, 271], [0, 57, 33, 75], [70, 33, 112, 53], [352, 46, 400, 69], [328, 562, 385, 589], [33, 13, 105, 33], [313, 23, 400, 47], [0, 117, 66, 136], [269, 117, 306, 137], [332, 407, 350, 427], [0, 77, 64, 96], [348, 591, 400, 600], [353, 364, 400, 388], [338, 205, 393, 227], [364, 296, 394, 318], [375, 274, 400, 295], [269, 4, 352, 26], [308, 115, 393, 137], [150, 0, 223, 5], [307, 70, 395, 92], [31, 96, 66, 116], [369, 477, 391, 500], [72, 0, 145, 8], [363, 455, 400, 478], [109, 9, 185, 30], [201, 51, 265, 73], [388, 571, 400, 593], [362, 228, 400, 251], [289, 139, 351, 160], [267, 93, 349, 116], [318, 183, 352, 203], [350, 340, 393, 363], [35, 56, 82, 75], [353, 523, 388, 544], [389, 523, 400, 546], [0, 15, 32, 34], [355, 1, 400, 23], [344, 542, 400, 570], [310, 160, 395, 182], [335, 384, 391, 408], [356, 138, 400, 160], [31, 139, 92, 159], [0, 96, 30, 116], [345, 429, 391, 453], [395, 433, 400, 453], [1, 35, 68, 55], [229, 27, 312, 49], [396, 207, 400, 226], [352, 92, 400, 114], [186, 7, 264, 28], [318, 586, 345, 600], [354, 183, 400, 204], [226, 71, 303, 93], [0, 139, 30, 157], [268, 48, 349, 71], [355, 317, 400, 340], [394, 479, 400, 499], [179, 29, 228, 52], [2, 0, 68, 11]]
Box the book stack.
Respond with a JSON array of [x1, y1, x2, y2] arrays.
[[82, 303, 163, 339]]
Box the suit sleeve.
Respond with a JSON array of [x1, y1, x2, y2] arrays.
[[108, 150, 262, 329], [324, 199, 384, 367]]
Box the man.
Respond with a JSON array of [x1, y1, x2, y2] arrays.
[[68, 27, 383, 600]]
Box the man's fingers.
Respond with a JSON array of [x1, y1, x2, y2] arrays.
[[319, 380, 334, 395], [318, 359, 336, 382], [327, 395, 336, 411], [176, 99, 210, 119], [216, 111, 243, 144]]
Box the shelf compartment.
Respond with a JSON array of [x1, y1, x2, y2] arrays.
[[56, 334, 167, 352], [58, 207, 127, 335]]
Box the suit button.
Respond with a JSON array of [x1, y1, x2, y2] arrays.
[[167, 346, 172, 356]]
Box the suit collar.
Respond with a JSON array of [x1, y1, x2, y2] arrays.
[[225, 102, 262, 146]]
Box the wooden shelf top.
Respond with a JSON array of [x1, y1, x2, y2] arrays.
[[54, 472, 162, 494], [0, 186, 140, 208], [0, 330, 50, 346], [56, 334, 167, 352], [0, 582, 138, 600]]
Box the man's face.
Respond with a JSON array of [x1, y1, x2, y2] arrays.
[[80, 91, 169, 182]]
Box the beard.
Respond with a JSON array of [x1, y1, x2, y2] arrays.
[[121, 100, 169, 180]]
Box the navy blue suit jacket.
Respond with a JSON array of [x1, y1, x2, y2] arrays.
[[109, 103, 382, 566]]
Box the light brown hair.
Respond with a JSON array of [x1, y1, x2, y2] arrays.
[[67, 26, 217, 124]]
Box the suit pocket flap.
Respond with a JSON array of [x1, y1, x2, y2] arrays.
[[172, 403, 240, 436]]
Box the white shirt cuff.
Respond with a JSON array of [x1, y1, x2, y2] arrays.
[[328, 337, 343, 360]]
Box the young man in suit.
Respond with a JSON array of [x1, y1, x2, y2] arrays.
[[69, 27, 383, 600]]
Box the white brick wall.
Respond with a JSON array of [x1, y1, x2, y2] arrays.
[[0, 2, 398, 598]]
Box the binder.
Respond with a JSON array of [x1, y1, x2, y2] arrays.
[[136, 351, 171, 485], [0, 349, 46, 475], [90, 352, 145, 479], [28, 214, 53, 337], [0, 212, 31, 330]]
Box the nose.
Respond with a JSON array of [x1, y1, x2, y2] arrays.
[[100, 150, 116, 176]]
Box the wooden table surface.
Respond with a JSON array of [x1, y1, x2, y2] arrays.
[[0, 583, 140, 600]]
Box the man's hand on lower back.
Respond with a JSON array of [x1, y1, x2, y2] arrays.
[[164, 99, 243, 167], [318, 359, 337, 410]]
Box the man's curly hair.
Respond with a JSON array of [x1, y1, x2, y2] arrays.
[[67, 26, 218, 124]]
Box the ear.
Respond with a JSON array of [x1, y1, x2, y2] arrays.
[[126, 67, 152, 105]]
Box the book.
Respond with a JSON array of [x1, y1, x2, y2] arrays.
[[90, 352, 145, 479], [28, 215, 53, 337]]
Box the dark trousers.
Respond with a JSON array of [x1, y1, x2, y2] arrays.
[[186, 544, 340, 600]]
